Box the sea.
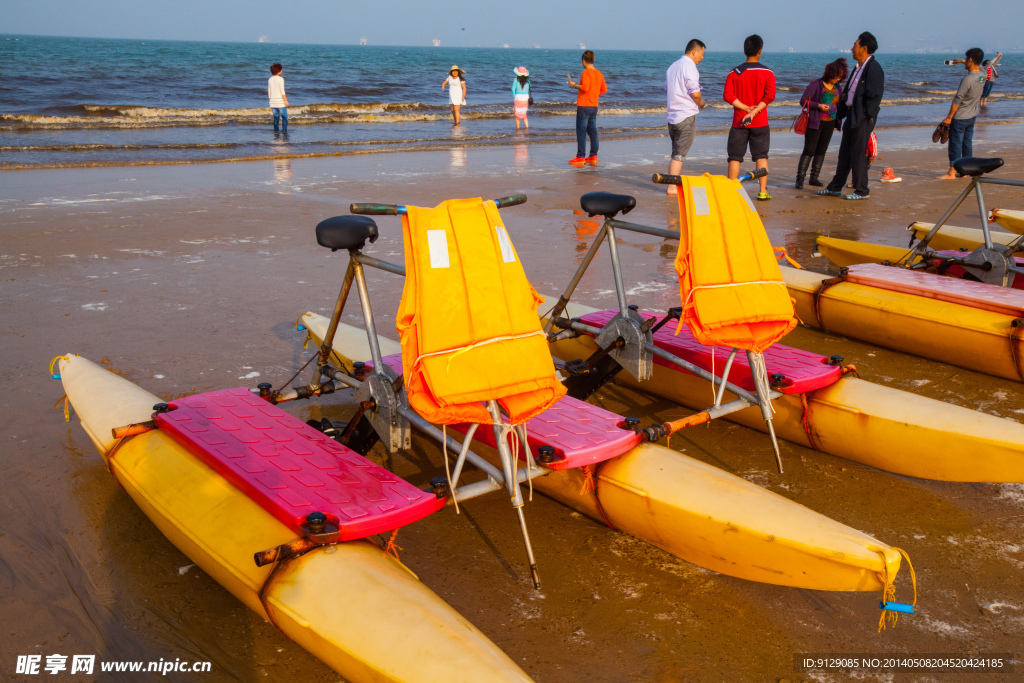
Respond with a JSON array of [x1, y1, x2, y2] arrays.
[[1, 34, 1021, 169]]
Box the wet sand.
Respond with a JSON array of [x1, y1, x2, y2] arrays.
[[3, 127, 1024, 682]]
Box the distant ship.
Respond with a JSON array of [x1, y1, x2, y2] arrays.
[[788, 47, 795, 53], [578, 42, 586, 50], [432, 38, 441, 47], [533, 43, 541, 49], [501, 42, 509, 48], [258, 36, 269, 43], [359, 37, 368, 45]]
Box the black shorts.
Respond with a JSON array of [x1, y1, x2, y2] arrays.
[[727, 125, 770, 162]]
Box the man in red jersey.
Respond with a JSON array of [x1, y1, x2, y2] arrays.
[[723, 34, 775, 200]]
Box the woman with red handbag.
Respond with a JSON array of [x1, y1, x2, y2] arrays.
[[795, 58, 848, 188]]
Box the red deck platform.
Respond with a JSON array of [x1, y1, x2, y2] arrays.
[[578, 309, 842, 395], [846, 262, 1024, 317], [154, 387, 444, 541], [368, 354, 641, 469]]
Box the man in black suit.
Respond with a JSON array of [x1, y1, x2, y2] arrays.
[[818, 32, 884, 199]]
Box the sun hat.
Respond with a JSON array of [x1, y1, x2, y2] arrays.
[[513, 66, 529, 77], [449, 65, 465, 74]]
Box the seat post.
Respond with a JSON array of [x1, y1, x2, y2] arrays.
[[604, 223, 630, 319], [319, 258, 356, 366], [351, 258, 386, 376], [975, 181, 993, 250]]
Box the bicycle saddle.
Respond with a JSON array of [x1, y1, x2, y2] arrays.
[[952, 157, 1004, 177], [316, 215, 379, 252], [580, 192, 637, 218]]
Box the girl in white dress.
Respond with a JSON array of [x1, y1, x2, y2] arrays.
[[441, 65, 467, 125]]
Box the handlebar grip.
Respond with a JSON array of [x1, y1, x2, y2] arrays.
[[739, 168, 769, 182], [350, 203, 400, 216], [494, 194, 527, 208], [652, 173, 682, 186]]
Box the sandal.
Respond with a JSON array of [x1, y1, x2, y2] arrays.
[[843, 192, 869, 200], [816, 189, 842, 196], [756, 192, 772, 201]]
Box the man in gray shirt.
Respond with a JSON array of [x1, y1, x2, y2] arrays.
[[938, 47, 986, 180]]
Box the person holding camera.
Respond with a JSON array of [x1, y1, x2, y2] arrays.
[[724, 34, 775, 200], [937, 48, 986, 180]]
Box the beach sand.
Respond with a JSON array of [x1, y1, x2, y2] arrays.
[[3, 127, 1024, 681]]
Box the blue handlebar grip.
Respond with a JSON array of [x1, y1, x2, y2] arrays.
[[51, 374, 61, 380], [296, 324, 307, 331], [879, 601, 915, 614]]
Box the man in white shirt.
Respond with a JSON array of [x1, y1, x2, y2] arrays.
[[663, 39, 706, 195], [268, 63, 288, 133]]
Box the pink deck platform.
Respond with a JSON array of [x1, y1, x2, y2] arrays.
[[578, 309, 842, 395], [845, 262, 1024, 317], [928, 251, 1024, 291], [368, 354, 641, 469], [154, 387, 445, 541]]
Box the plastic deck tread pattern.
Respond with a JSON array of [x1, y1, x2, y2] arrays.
[[154, 387, 444, 540], [845, 263, 1024, 317], [931, 251, 1024, 291], [369, 354, 641, 469], [579, 310, 841, 394]]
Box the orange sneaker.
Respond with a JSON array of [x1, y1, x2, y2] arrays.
[[568, 157, 586, 165], [585, 155, 598, 164]]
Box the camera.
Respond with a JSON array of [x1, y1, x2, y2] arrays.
[[944, 60, 956, 65]]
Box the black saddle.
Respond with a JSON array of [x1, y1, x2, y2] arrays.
[[580, 192, 636, 218], [952, 157, 1004, 177], [315, 215, 379, 252]]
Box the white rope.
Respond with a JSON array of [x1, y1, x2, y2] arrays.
[[748, 351, 776, 416], [497, 420, 521, 504], [412, 330, 547, 375], [442, 425, 460, 514], [680, 280, 789, 311], [518, 425, 534, 502]]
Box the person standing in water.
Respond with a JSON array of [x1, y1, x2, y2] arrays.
[[512, 66, 531, 131], [442, 66, 467, 125], [567, 50, 607, 165], [268, 63, 288, 133]]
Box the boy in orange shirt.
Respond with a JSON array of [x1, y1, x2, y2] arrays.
[[567, 50, 607, 165]]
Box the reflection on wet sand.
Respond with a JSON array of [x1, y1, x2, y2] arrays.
[[514, 144, 528, 166], [273, 158, 293, 184], [450, 148, 467, 168]]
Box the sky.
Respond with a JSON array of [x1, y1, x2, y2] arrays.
[[3, 0, 1022, 53]]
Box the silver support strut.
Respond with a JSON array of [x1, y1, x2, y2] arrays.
[[747, 350, 783, 474], [975, 181, 993, 250], [714, 349, 740, 408], [486, 400, 541, 589], [912, 178, 977, 256], [351, 260, 386, 377], [605, 224, 630, 319]]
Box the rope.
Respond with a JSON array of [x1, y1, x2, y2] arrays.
[[748, 351, 776, 417], [49, 354, 69, 378], [442, 425, 459, 514], [812, 275, 845, 329], [799, 393, 819, 451], [413, 330, 547, 376], [383, 529, 402, 561], [675, 281, 790, 335], [1010, 319, 1024, 383], [496, 420, 522, 504], [519, 426, 534, 502], [842, 364, 860, 379], [279, 351, 319, 393], [878, 547, 917, 633], [53, 394, 70, 422], [589, 462, 616, 530], [772, 246, 803, 269], [580, 465, 595, 495]]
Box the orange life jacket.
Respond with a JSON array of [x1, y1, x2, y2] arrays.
[[396, 198, 566, 425], [674, 174, 796, 352]]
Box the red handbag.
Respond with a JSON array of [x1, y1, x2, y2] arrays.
[[792, 102, 809, 135]]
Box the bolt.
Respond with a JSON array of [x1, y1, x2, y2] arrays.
[[153, 403, 169, 413], [537, 445, 557, 464], [628, 304, 639, 311], [829, 355, 844, 366], [306, 511, 327, 533], [770, 373, 786, 388], [623, 416, 641, 430], [430, 477, 448, 497], [257, 382, 272, 398]]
